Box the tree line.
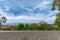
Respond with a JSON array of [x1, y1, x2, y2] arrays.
[[14, 22, 57, 30]]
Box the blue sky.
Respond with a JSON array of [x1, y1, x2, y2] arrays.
[[0, 0, 58, 25]]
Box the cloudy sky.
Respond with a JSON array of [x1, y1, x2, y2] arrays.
[[0, 0, 58, 25]]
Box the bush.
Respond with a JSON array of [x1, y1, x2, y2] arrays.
[[14, 23, 24, 30]]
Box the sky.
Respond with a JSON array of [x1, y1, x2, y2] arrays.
[[0, 0, 59, 25]]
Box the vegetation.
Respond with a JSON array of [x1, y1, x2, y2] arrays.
[[14, 21, 57, 30], [53, 12, 60, 30], [52, 0, 60, 30], [52, 0, 60, 10], [14, 23, 25, 30], [0, 14, 7, 26]]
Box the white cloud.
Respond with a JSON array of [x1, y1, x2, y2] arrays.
[[0, 9, 58, 25], [33, 1, 51, 10], [45, 16, 56, 24], [5, 11, 57, 24]]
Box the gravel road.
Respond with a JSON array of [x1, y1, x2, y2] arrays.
[[0, 31, 60, 40]]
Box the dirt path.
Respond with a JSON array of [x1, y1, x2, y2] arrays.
[[0, 31, 60, 40]]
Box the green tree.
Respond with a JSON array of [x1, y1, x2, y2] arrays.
[[0, 15, 7, 25], [52, 0, 60, 10], [15, 23, 24, 30], [52, 0, 60, 30], [54, 12, 60, 29], [37, 21, 49, 30], [24, 24, 29, 30], [29, 23, 38, 30], [1, 16, 7, 23]]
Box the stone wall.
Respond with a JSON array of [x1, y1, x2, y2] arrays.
[[0, 31, 60, 40]]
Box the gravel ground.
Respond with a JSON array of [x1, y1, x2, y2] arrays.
[[0, 31, 60, 40]]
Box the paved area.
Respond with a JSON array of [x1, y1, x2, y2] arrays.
[[0, 31, 60, 40]]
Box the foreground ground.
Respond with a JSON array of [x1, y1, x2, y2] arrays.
[[0, 31, 60, 40]]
